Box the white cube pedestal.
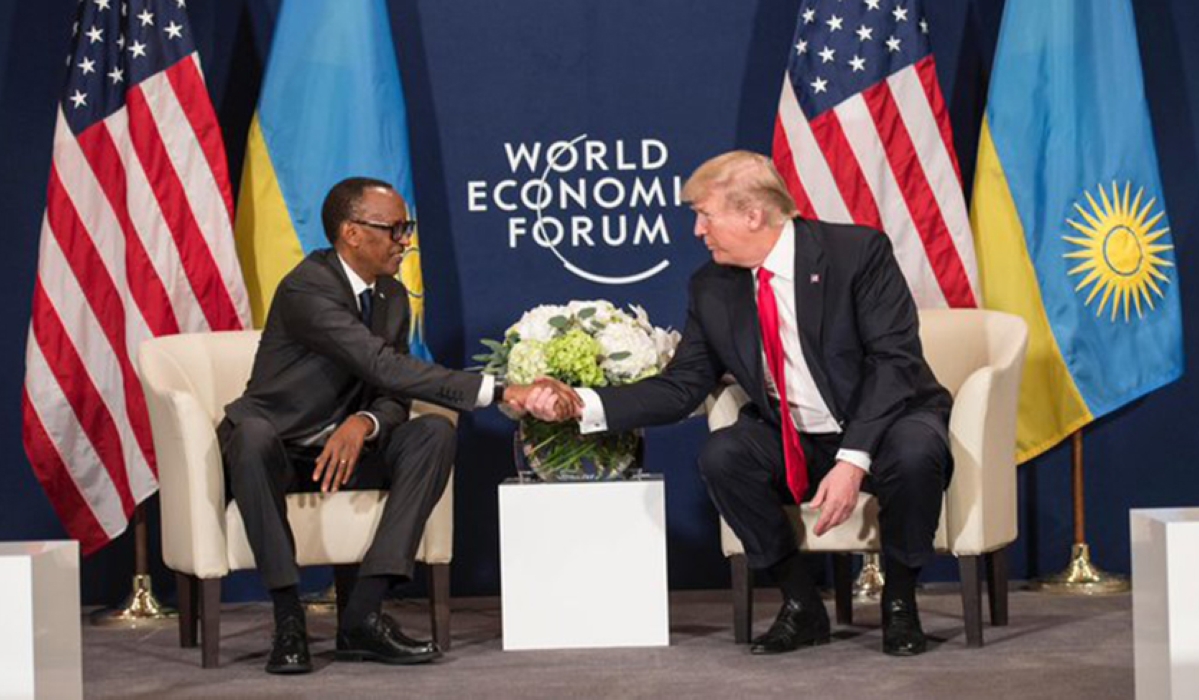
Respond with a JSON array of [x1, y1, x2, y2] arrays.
[[499, 476, 669, 650], [0, 541, 81, 700], [1130, 508, 1199, 699]]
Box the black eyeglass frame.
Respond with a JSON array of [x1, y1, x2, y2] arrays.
[[351, 218, 418, 241]]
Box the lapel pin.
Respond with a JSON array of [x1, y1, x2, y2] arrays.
[[810, 274, 820, 284]]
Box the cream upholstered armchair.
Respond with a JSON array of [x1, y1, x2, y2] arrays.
[[708, 309, 1028, 647], [137, 330, 455, 668]]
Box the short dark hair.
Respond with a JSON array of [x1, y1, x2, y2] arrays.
[[321, 176, 395, 244]]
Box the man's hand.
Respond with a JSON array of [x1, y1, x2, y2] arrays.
[[810, 460, 866, 537], [312, 414, 372, 493], [507, 377, 582, 422]]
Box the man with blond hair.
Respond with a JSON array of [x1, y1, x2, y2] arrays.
[[527, 151, 953, 656]]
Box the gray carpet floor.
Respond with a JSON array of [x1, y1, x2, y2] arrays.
[[82, 585, 1134, 699]]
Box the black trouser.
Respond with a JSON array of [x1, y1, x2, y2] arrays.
[[218, 414, 456, 590], [697, 406, 952, 571]]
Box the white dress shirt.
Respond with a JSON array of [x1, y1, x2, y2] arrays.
[[578, 221, 872, 473]]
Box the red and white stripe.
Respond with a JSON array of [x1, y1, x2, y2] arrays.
[[23, 54, 249, 554], [774, 56, 978, 309]]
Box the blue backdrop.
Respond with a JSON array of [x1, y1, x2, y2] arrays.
[[1, 0, 1197, 604]]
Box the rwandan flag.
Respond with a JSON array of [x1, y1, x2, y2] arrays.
[[234, 0, 432, 360], [970, 0, 1183, 463]]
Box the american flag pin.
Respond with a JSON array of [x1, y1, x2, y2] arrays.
[[810, 274, 820, 284]]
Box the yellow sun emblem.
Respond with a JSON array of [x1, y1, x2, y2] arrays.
[[1063, 181, 1174, 322]]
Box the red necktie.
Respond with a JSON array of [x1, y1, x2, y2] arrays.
[[757, 268, 808, 503]]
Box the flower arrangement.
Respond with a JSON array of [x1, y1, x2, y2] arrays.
[[476, 300, 681, 480]]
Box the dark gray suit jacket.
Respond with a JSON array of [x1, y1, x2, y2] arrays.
[[596, 218, 951, 457], [224, 248, 483, 442]]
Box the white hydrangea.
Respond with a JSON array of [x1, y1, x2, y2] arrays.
[[567, 299, 622, 332], [508, 304, 569, 343], [596, 322, 659, 381], [506, 339, 551, 384]]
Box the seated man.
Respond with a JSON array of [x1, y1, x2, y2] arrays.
[[527, 151, 953, 657], [221, 176, 539, 674]]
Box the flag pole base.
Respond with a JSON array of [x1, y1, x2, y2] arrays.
[[853, 553, 886, 600], [1030, 543, 1129, 595], [302, 584, 338, 613], [90, 574, 178, 627]]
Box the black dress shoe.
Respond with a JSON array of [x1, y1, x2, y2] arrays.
[[265, 616, 312, 675], [882, 597, 928, 656], [336, 612, 442, 665], [377, 613, 440, 655], [749, 596, 831, 655]]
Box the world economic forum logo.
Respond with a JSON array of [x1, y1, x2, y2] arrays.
[[467, 134, 685, 285]]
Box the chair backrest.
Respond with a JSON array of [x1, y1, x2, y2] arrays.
[[918, 309, 1028, 397], [137, 330, 262, 425]]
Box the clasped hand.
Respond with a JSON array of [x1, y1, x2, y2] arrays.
[[503, 377, 583, 422]]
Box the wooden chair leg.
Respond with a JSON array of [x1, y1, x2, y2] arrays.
[[333, 564, 359, 624], [959, 555, 984, 648], [428, 563, 451, 652], [986, 547, 1009, 627], [730, 554, 752, 644], [199, 577, 222, 668], [176, 572, 198, 648], [832, 553, 853, 626]]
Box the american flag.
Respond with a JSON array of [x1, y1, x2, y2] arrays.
[[22, 0, 250, 554], [773, 0, 977, 308]]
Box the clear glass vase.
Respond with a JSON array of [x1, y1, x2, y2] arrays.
[[513, 418, 642, 482]]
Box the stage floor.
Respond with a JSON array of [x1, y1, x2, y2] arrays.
[[83, 584, 1132, 699]]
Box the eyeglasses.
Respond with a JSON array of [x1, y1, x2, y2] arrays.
[[352, 218, 418, 241]]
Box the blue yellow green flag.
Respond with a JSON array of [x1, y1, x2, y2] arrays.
[[234, 0, 432, 360], [970, 0, 1184, 462]]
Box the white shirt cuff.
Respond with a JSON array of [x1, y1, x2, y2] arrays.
[[576, 388, 608, 434], [476, 373, 496, 408], [836, 448, 872, 473], [353, 411, 380, 441]]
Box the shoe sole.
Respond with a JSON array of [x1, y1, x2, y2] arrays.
[[749, 635, 831, 655], [883, 644, 927, 657], [265, 663, 313, 675], [335, 649, 441, 665]]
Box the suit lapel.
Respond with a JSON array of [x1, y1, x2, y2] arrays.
[[792, 219, 839, 418], [725, 268, 778, 423]]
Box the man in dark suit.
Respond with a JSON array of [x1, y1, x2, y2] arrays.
[[221, 176, 539, 674], [526, 151, 952, 657]]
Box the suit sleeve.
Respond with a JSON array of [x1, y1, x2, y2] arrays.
[[278, 275, 483, 413], [595, 277, 725, 432], [839, 232, 929, 454]]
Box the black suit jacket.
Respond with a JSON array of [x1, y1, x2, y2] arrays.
[[596, 218, 951, 457], [224, 249, 483, 442]]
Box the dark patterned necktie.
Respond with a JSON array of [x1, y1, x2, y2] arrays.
[[358, 288, 374, 326]]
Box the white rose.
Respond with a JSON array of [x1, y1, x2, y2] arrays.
[[653, 327, 681, 367]]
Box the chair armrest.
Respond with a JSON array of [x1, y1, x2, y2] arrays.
[[143, 388, 231, 578], [707, 383, 751, 433], [944, 359, 1022, 554]]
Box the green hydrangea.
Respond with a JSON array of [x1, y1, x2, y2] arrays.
[[506, 339, 550, 385], [544, 328, 606, 387]]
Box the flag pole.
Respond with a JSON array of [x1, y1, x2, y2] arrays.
[[90, 502, 178, 626], [1032, 429, 1129, 594]]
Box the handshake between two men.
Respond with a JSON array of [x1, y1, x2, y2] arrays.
[[506, 378, 585, 423]]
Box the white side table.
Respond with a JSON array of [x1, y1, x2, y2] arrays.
[[499, 476, 669, 650], [1130, 508, 1199, 699], [0, 541, 81, 700]]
